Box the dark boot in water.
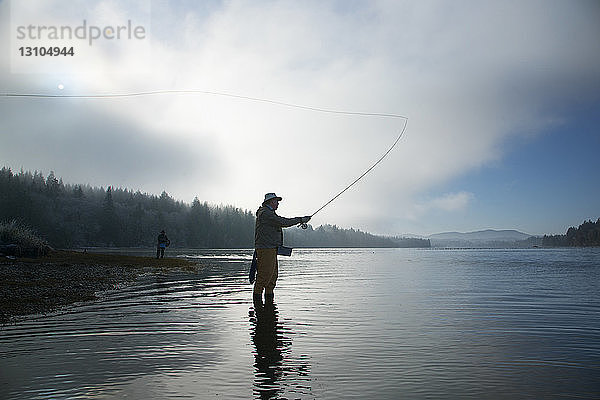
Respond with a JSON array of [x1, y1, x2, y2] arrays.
[[264, 293, 274, 303], [253, 293, 263, 305]]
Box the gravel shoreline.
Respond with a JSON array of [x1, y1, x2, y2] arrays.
[[0, 250, 198, 324]]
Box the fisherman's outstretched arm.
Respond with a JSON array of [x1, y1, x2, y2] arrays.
[[263, 210, 303, 228]]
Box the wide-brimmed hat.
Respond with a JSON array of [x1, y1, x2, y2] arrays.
[[263, 193, 282, 204]]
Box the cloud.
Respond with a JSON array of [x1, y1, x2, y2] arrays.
[[393, 191, 475, 223], [427, 192, 474, 212], [1, 0, 599, 234], [0, 81, 220, 197]]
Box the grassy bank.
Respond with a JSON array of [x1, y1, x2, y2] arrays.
[[0, 250, 199, 324], [0, 220, 52, 257]]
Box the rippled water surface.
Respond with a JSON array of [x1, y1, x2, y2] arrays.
[[2, 248, 600, 399]]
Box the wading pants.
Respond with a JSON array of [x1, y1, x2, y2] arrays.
[[253, 248, 278, 295]]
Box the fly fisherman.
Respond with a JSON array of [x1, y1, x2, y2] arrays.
[[253, 193, 311, 304]]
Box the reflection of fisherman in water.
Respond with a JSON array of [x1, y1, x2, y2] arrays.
[[249, 301, 288, 399], [249, 300, 311, 399]]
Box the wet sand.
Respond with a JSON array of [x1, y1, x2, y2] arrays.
[[0, 250, 199, 324]]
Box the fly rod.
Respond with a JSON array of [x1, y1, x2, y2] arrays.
[[300, 116, 408, 229]]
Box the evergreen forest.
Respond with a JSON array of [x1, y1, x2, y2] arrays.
[[542, 219, 600, 247], [0, 167, 430, 249]]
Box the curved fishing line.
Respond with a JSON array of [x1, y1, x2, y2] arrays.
[[1, 89, 407, 119], [1, 88, 408, 218], [310, 117, 407, 218]]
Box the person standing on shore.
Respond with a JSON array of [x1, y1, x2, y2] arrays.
[[156, 230, 170, 259], [253, 193, 310, 304]]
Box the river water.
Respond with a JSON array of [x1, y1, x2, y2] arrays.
[[1, 248, 599, 399]]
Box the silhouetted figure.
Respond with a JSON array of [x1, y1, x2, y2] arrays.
[[253, 193, 310, 303], [156, 230, 170, 258]]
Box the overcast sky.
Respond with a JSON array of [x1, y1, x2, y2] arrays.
[[1, 0, 599, 236]]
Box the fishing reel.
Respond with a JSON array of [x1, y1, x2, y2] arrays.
[[299, 215, 311, 229]]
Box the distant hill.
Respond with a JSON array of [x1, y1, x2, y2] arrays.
[[287, 224, 431, 248], [428, 229, 535, 248], [429, 229, 531, 241]]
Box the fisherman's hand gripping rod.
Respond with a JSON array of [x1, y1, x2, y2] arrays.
[[300, 117, 408, 229]]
